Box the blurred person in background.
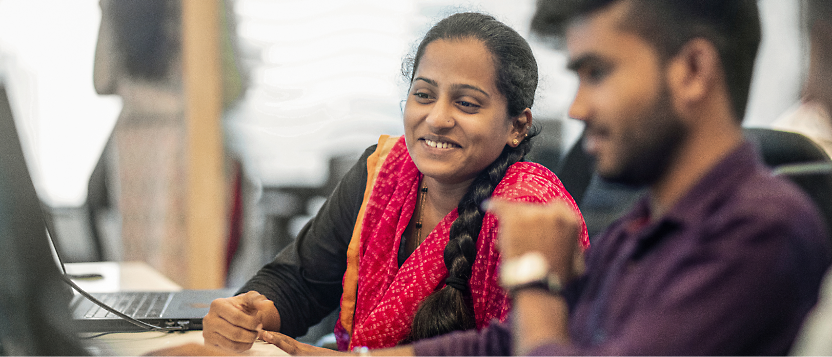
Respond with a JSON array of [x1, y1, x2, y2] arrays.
[[789, 0, 832, 354], [771, 0, 832, 158]]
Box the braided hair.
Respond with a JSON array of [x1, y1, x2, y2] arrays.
[[401, 12, 539, 342]]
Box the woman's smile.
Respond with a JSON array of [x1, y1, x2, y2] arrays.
[[422, 137, 461, 150]]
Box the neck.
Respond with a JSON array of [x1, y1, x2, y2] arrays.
[[422, 176, 474, 216], [648, 108, 743, 218]]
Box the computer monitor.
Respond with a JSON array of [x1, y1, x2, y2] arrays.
[[0, 83, 86, 355]]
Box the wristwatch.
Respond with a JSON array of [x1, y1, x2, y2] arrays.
[[499, 251, 562, 295]]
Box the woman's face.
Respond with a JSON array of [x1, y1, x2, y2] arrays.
[[404, 38, 523, 185]]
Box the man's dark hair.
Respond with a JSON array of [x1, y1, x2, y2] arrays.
[[531, 0, 761, 122]]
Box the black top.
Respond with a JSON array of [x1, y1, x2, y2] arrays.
[[237, 145, 376, 338]]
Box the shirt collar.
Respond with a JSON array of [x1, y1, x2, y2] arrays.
[[621, 141, 764, 255]]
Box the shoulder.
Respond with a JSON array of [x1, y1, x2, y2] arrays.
[[702, 170, 830, 274], [715, 171, 820, 235], [506, 161, 558, 180], [492, 162, 569, 204]]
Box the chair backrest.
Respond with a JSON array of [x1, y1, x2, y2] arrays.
[[554, 131, 598, 206], [744, 128, 832, 250], [744, 128, 831, 166]]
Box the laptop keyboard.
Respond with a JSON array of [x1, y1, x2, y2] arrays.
[[83, 292, 172, 318]]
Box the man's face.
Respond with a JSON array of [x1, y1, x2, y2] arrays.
[[565, 1, 687, 187]]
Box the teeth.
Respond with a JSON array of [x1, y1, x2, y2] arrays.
[[425, 139, 454, 149]]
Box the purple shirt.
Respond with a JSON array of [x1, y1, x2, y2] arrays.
[[413, 141, 831, 356]]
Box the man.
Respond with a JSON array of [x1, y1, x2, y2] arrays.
[[346, 0, 829, 355], [146, 1, 829, 355]]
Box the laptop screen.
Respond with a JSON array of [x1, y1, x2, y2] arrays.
[[0, 83, 86, 355]]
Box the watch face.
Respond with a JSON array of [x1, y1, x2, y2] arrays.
[[500, 252, 549, 287]]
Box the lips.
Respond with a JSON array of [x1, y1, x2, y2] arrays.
[[582, 125, 608, 156], [583, 134, 599, 155], [422, 137, 461, 149]]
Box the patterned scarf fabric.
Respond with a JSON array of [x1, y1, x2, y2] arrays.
[[335, 136, 589, 350]]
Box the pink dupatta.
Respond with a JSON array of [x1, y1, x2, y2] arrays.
[[335, 136, 588, 350]]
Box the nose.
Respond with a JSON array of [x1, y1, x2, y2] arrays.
[[568, 86, 590, 122], [424, 99, 454, 130]]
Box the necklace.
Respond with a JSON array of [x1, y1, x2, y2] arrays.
[[415, 182, 428, 243]]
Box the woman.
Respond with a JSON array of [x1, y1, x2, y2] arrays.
[[202, 12, 589, 353]]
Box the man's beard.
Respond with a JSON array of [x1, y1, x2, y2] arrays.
[[598, 86, 688, 187]]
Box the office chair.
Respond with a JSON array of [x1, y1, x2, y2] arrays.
[[744, 128, 832, 250]]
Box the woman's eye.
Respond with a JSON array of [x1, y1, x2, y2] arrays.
[[414, 92, 431, 99], [456, 100, 481, 113]]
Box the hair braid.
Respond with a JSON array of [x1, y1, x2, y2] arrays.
[[401, 11, 539, 343], [405, 135, 535, 342]]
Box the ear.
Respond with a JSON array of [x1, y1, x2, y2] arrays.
[[507, 108, 533, 147], [666, 38, 721, 116]]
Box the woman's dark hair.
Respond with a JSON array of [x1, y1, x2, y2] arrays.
[[401, 12, 539, 343]]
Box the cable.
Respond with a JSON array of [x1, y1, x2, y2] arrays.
[[45, 226, 183, 333]]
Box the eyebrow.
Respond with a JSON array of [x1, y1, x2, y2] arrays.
[[414, 77, 438, 87], [413, 77, 491, 98], [566, 53, 603, 72]]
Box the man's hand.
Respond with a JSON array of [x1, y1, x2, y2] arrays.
[[202, 291, 280, 352], [487, 199, 583, 283], [487, 199, 581, 354]]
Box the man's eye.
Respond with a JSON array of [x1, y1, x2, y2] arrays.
[[584, 66, 609, 82], [414, 92, 430, 99], [458, 101, 477, 107]]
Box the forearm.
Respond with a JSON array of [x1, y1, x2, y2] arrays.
[[262, 304, 281, 332], [238, 145, 373, 336], [410, 321, 513, 356], [511, 290, 571, 355], [367, 346, 415, 356]]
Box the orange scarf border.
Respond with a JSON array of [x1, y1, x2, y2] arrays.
[[338, 135, 399, 336]]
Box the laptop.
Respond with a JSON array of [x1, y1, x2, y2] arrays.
[[0, 82, 234, 345], [69, 288, 234, 332]]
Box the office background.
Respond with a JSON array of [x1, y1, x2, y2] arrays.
[[0, 0, 807, 290]]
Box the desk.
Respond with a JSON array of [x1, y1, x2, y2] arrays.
[[66, 261, 287, 356]]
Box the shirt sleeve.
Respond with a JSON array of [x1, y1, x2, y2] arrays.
[[528, 196, 830, 355], [411, 321, 512, 356], [236, 145, 376, 338]]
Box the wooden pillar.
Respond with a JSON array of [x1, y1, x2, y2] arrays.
[[181, 0, 226, 289]]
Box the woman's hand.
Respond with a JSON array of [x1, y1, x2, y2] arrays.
[[259, 331, 348, 356], [202, 291, 280, 352]]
